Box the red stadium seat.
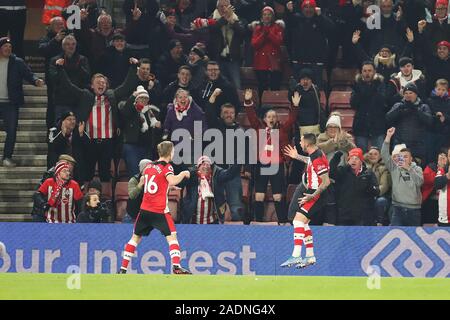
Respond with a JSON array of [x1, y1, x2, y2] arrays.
[[338, 109, 355, 132], [328, 91, 352, 111], [240, 67, 258, 89], [114, 181, 128, 222], [261, 90, 290, 108], [330, 68, 358, 90], [101, 182, 113, 200], [320, 90, 327, 109], [117, 159, 128, 181]]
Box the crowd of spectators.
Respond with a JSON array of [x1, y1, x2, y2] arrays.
[[1, 0, 448, 226]]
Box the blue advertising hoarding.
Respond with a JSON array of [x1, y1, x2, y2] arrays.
[[0, 223, 449, 277]]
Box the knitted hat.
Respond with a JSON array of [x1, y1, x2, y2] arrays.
[[262, 6, 275, 15], [54, 161, 70, 177], [399, 57, 413, 67], [168, 39, 181, 51], [348, 148, 364, 162], [112, 33, 125, 41], [0, 37, 11, 49], [392, 143, 407, 156], [435, 0, 448, 11], [298, 68, 314, 80], [326, 114, 342, 129], [437, 40, 450, 50], [135, 85, 149, 101], [87, 180, 102, 194], [301, 0, 317, 10], [190, 45, 205, 59], [197, 155, 212, 168], [59, 111, 76, 122], [404, 82, 418, 95], [139, 159, 152, 173]]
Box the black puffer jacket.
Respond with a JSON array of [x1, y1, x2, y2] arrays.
[[330, 152, 380, 226], [427, 92, 450, 135], [386, 97, 433, 160], [350, 74, 388, 137]]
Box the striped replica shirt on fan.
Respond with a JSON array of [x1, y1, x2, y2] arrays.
[[38, 178, 83, 223], [86, 95, 115, 139], [305, 149, 329, 190], [193, 195, 216, 224], [436, 167, 450, 224]]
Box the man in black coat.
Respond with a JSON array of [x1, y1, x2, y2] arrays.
[[48, 35, 91, 121], [38, 16, 65, 128], [386, 82, 434, 164], [350, 61, 388, 152], [0, 37, 44, 167], [153, 39, 188, 89], [330, 148, 380, 226], [197, 61, 240, 116]]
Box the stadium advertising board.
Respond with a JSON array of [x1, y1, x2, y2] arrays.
[[0, 223, 448, 277]]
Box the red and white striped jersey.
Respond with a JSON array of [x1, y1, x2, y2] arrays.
[[193, 195, 216, 224], [305, 149, 329, 190], [38, 178, 83, 223], [87, 95, 115, 139], [436, 168, 450, 224], [140, 162, 174, 214]]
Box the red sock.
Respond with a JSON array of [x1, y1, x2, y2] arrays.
[[169, 240, 181, 266], [121, 240, 137, 270]]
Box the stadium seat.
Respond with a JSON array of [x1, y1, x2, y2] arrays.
[[94, 160, 115, 179], [240, 67, 258, 89], [330, 68, 358, 90], [328, 91, 352, 111], [114, 181, 128, 222], [261, 90, 290, 108], [101, 182, 113, 200], [338, 109, 355, 132], [236, 112, 251, 129], [117, 159, 129, 181], [241, 177, 250, 204], [320, 90, 327, 110]]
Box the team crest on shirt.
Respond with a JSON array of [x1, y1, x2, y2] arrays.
[[168, 165, 173, 172], [61, 190, 70, 204]]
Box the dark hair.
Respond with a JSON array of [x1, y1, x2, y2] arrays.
[[303, 133, 317, 145], [400, 148, 413, 156], [83, 192, 99, 210], [361, 60, 375, 70], [178, 65, 191, 73], [139, 58, 151, 66], [368, 146, 380, 152], [399, 57, 414, 67], [220, 103, 236, 112], [207, 60, 219, 67]]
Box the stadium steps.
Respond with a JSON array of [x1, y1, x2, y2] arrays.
[[0, 84, 48, 221]]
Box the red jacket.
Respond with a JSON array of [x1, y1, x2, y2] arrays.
[[245, 101, 298, 164], [422, 163, 438, 202], [251, 20, 284, 71]]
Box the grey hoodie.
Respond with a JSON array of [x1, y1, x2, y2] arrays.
[[381, 141, 423, 209]]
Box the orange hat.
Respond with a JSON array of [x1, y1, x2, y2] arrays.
[[348, 148, 364, 162]]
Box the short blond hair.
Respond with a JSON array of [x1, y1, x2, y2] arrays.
[[436, 79, 449, 89], [157, 141, 174, 158]]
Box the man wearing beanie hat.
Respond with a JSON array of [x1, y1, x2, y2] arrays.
[[180, 155, 240, 224], [34, 159, 83, 223], [386, 82, 433, 163], [119, 84, 161, 178], [0, 37, 44, 167], [47, 111, 88, 183], [416, 17, 450, 94], [351, 61, 388, 152], [317, 112, 355, 161], [387, 56, 427, 106], [99, 33, 134, 90], [329, 146, 380, 225], [285, 0, 334, 89], [154, 40, 187, 88], [188, 45, 207, 89]]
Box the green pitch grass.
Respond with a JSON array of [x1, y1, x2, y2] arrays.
[[0, 273, 449, 300]]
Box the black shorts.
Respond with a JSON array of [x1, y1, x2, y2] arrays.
[[298, 189, 327, 220], [134, 210, 176, 237], [254, 163, 285, 195]]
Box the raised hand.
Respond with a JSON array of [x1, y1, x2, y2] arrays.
[[55, 58, 65, 66], [352, 30, 361, 44], [286, 1, 293, 12], [129, 57, 139, 65], [436, 112, 446, 123], [132, 3, 142, 21], [35, 79, 45, 87], [418, 20, 426, 33], [283, 144, 299, 160], [406, 28, 414, 43], [395, 6, 403, 21], [386, 127, 396, 139], [80, 8, 89, 20], [315, 7, 322, 16], [292, 91, 301, 107], [244, 89, 253, 102]]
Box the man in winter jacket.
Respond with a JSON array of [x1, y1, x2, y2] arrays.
[[386, 82, 433, 163], [350, 61, 388, 152], [330, 148, 379, 226]]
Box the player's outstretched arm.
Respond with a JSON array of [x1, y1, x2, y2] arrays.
[[166, 171, 190, 187]]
